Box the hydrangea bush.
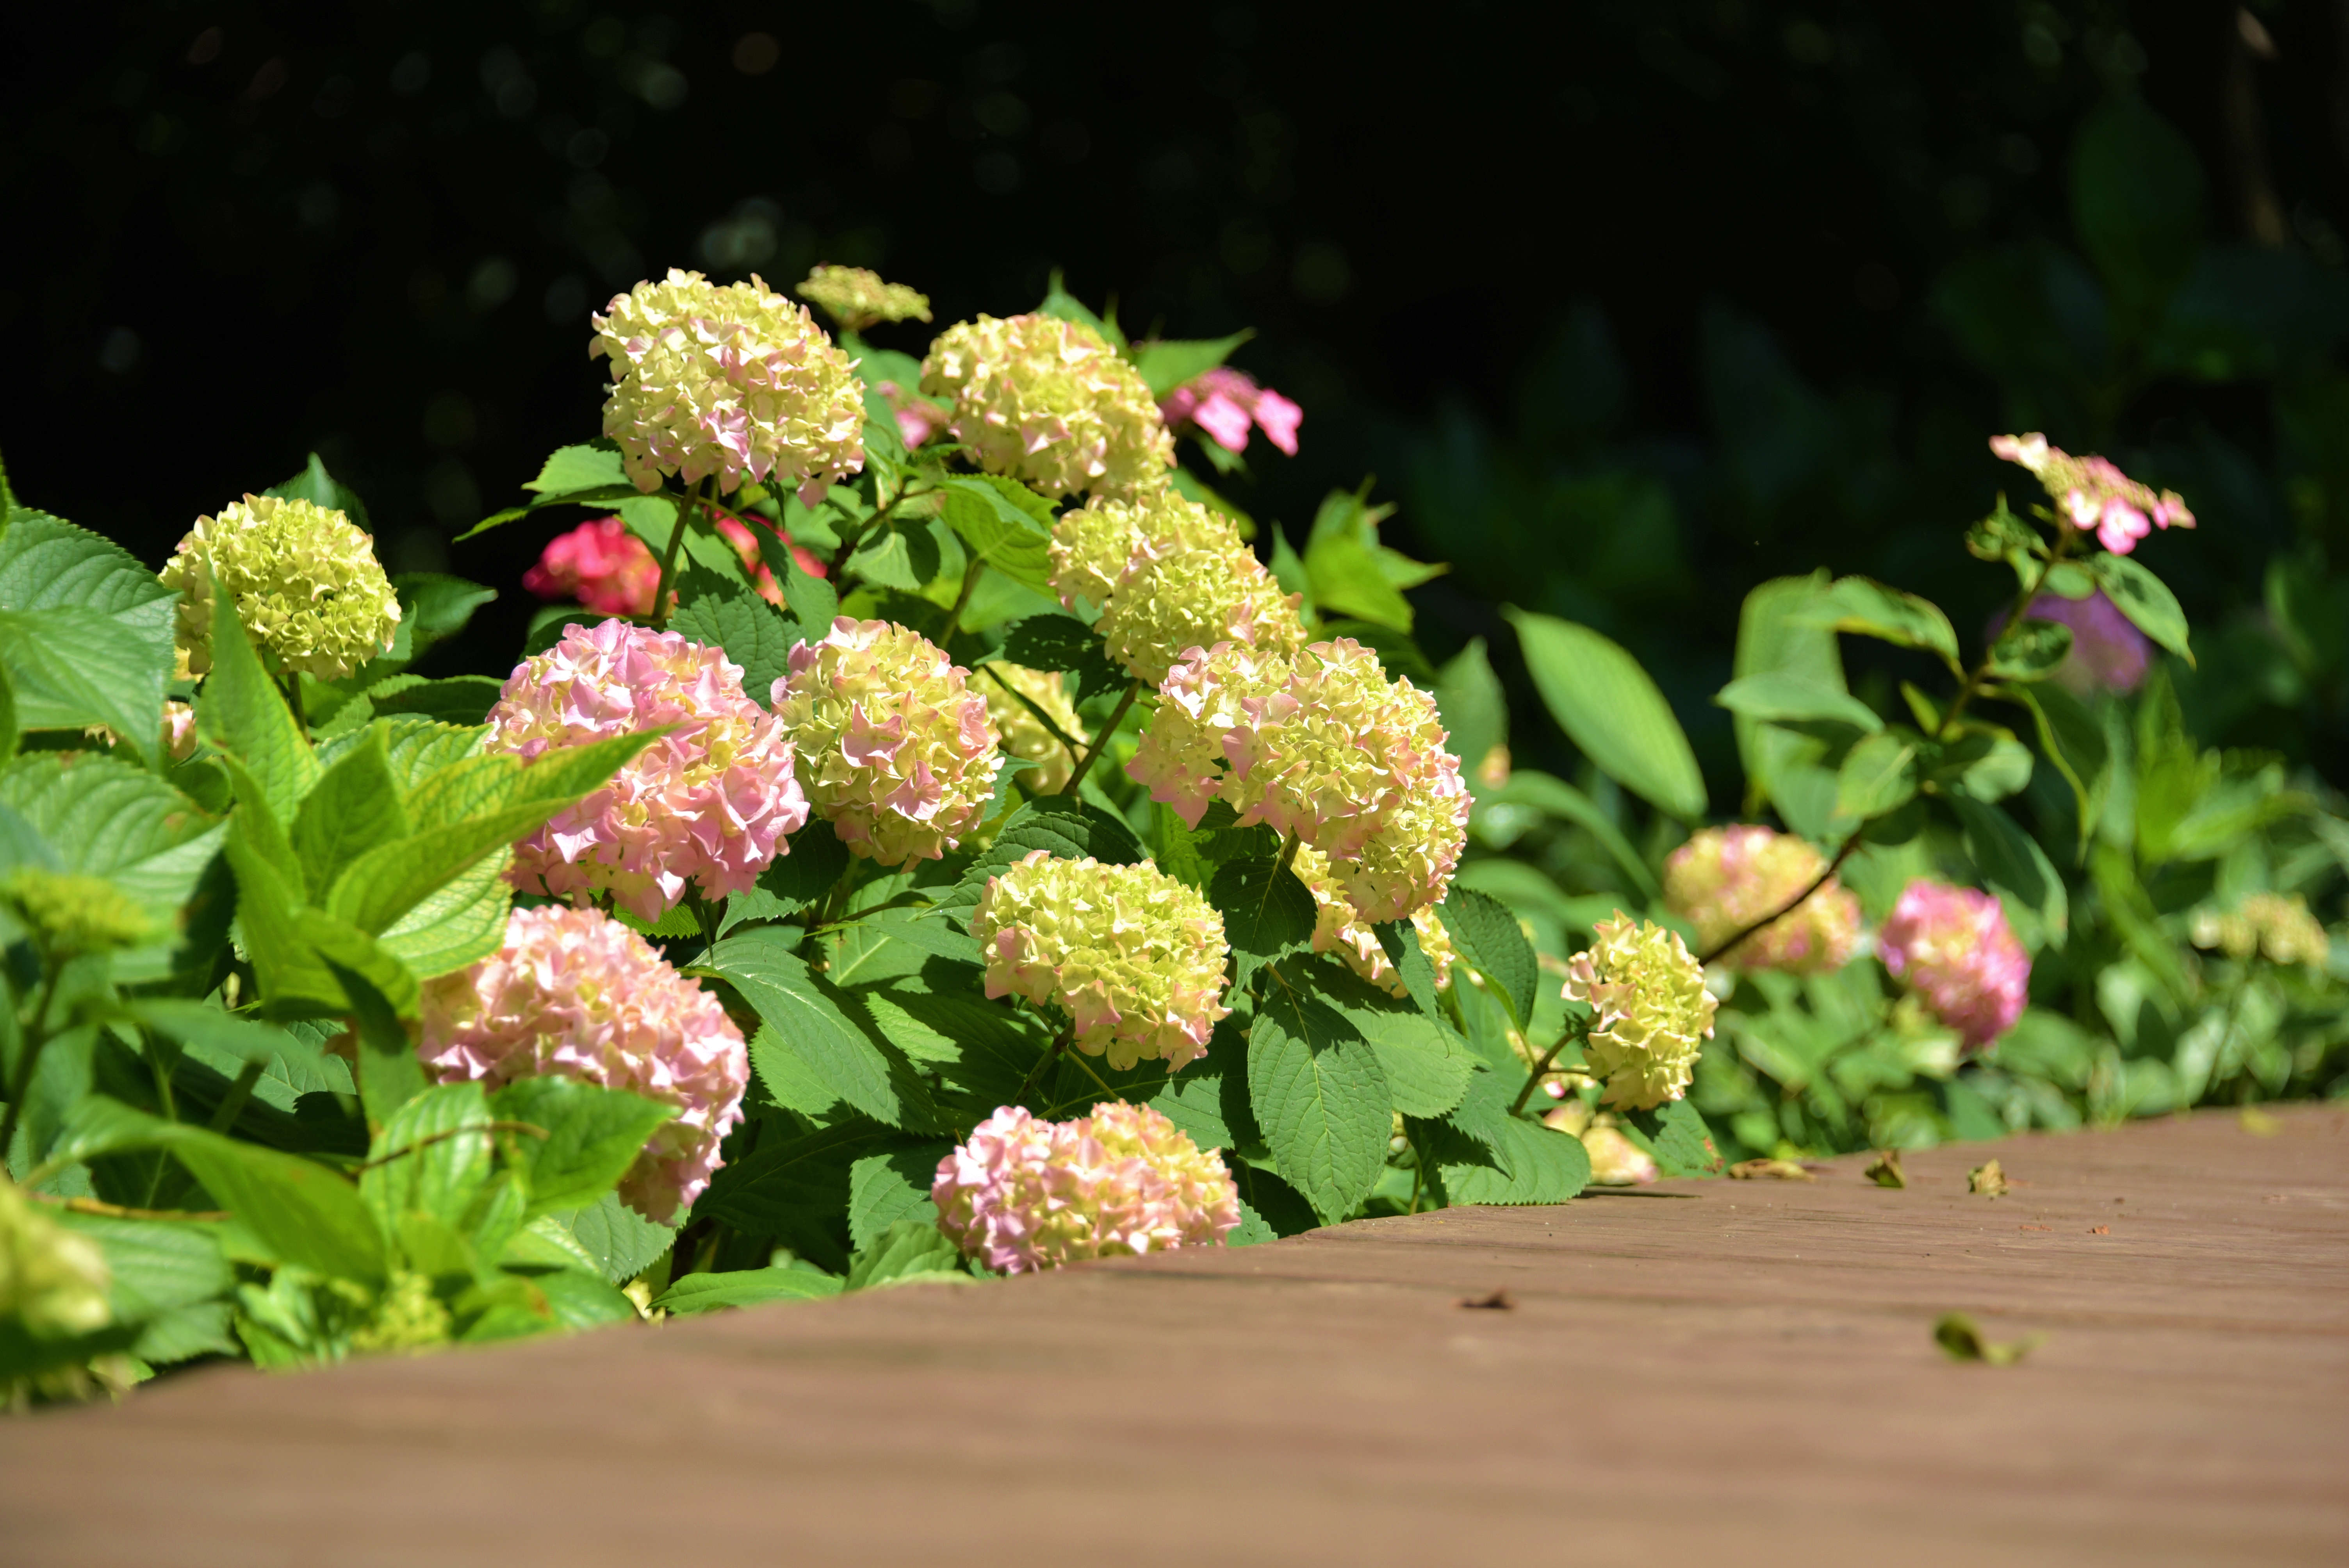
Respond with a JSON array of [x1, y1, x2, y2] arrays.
[[3, 256, 2342, 1403]]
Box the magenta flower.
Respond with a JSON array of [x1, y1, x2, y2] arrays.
[[1878, 880, 2030, 1052], [1159, 366, 1302, 457], [487, 620, 809, 923], [524, 517, 662, 618], [932, 1102, 1240, 1274], [421, 905, 749, 1223], [1989, 433, 2194, 556]]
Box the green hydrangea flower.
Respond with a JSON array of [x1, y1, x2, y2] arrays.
[[796, 265, 933, 333], [1047, 490, 1239, 611], [1563, 914, 1718, 1111], [921, 313, 1174, 499], [160, 494, 401, 680]]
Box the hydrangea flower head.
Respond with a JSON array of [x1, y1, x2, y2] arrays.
[[795, 265, 933, 333], [2192, 892, 2331, 969], [971, 852, 1232, 1071], [487, 620, 808, 922], [0, 1177, 114, 1341], [979, 662, 1087, 796], [1296, 843, 1457, 994], [921, 313, 1174, 498], [932, 1101, 1240, 1274], [770, 618, 1001, 865], [421, 905, 747, 1223], [1990, 433, 2195, 556], [1995, 589, 2153, 695], [161, 494, 401, 680], [1159, 365, 1302, 456], [1664, 825, 1862, 975], [1096, 539, 1308, 687], [1047, 490, 1240, 611], [524, 517, 662, 618], [1877, 880, 2030, 1051], [873, 378, 946, 448], [592, 268, 865, 500], [1561, 914, 1718, 1110]]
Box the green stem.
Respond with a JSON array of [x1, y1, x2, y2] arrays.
[[980, 664, 1087, 757], [207, 1059, 264, 1135], [1060, 681, 1140, 796], [1509, 1019, 1592, 1117], [1015, 1026, 1074, 1105], [0, 968, 61, 1165], [948, 552, 987, 633], [650, 478, 708, 630], [281, 673, 307, 732], [1937, 548, 2060, 743]]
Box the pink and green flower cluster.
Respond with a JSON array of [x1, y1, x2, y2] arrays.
[[1877, 879, 2029, 1051], [921, 313, 1173, 499], [1665, 825, 1862, 975]]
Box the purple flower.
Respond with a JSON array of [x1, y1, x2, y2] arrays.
[[1988, 589, 2153, 695]]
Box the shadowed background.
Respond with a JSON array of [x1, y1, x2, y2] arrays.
[[2, 0, 2342, 795]]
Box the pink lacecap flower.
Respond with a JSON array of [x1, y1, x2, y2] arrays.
[[1989, 434, 2194, 557], [487, 619, 809, 923], [931, 1102, 1240, 1274], [1159, 366, 1302, 457], [420, 904, 748, 1223], [1878, 879, 2030, 1052], [1987, 588, 2152, 695]]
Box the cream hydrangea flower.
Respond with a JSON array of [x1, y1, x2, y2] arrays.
[[971, 851, 1232, 1071], [1295, 843, 1456, 994], [796, 265, 933, 333], [1664, 825, 1862, 975], [421, 905, 748, 1224], [1, 1174, 128, 1405], [1096, 539, 1308, 688], [979, 662, 1087, 796], [921, 313, 1174, 498], [592, 268, 865, 500], [2192, 892, 2332, 969], [932, 1101, 1240, 1274], [1047, 490, 1240, 611], [770, 618, 1002, 865], [1125, 639, 1294, 828], [485, 621, 809, 923], [1561, 914, 1718, 1111], [161, 494, 401, 680]]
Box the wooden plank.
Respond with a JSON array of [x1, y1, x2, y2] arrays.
[[2, 1106, 2343, 1566]]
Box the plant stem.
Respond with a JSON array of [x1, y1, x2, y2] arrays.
[[650, 478, 707, 630], [979, 664, 1087, 757], [1060, 681, 1140, 796], [1510, 1019, 1592, 1117], [207, 1059, 264, 1135], [1696, 829, 1865, 968], [1936, 548, 2060, 742], [281, 673, 307, 731], [0, 967, 64, 1163], [947, 552, 986, 633], [1015, 1027, 1074, 1105], [1276, 830, 1302, 880]]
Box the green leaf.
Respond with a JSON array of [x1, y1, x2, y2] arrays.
[[1209, 854, 1315, 989], [1618, 1099, 1724, 1178], [1935, 729, 2035, 805], [695, 1119, 882, 1263], [360, 1081, 494, 1238], [196, 582, 318, 819], [1503, 608, 1706, 819], [0, 607, 172, 762], [292, 725, 410, 893], [1035, 269, 1123, 348], [2011, 682, 2110, 842], [1310, 962, 1473, 1118], [1714, 672, 1882, 732], [2089, 551, 2192, 665], [0, 753, 225, 934], [1482, 770, 1660, 900], [938, 475, 1056, 599], [0, 662, 17, 766], [1249, 963, 1391, 1224], [1439, 887, 1536, 1030], [546, 1192, 677, 1284], [1949, 793, 2068, 945], [1985, 618, 2074, 682], [459, 443, 639, 539], [263, 452, 373, 528], [392, 574, 498, 656], [847, 1145, 949, 1250], [0, 513, 178, 761], [1000, 614, 1123, 704], [1813, 577, 1961, 666], [754, 818, 850, 911], [364, 675, 503, 726], [1731, 572, 1850, 839], [1835, 731, 1920, 821], [700, 931, 933, 1129], [2071, 93, 2205, 322], [654, 1263, 841, 1315], [845, 1217, 968, 1291], [859, 911, 983, 968], [1434, 1114, 1591, 1205], [1133, 331, 1253, 396], [1434, 638, 1507, 795], [1305, 527, 1413, 632], [126, 1000, 313, 1070], [670, 588, 796, 708], [226, 826, 419, 1019], [932, 798, 1146, 922], [328, 959, 428, 1129], [52, 1211, 237, 1365], [374, 852, 513, 979], [488, 1076, 676, 1218], [1371, 920, 1447, 1023]]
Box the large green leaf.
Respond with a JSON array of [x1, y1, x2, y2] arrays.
[[1249, 962, 1391, 1224], [1731, 572, 1850, 839], [1305, 527, 1413, 632], [292, 725, 410, 894], [1714, 672, 1882, 733], [2089, 551, 2192, 665], [264, 452, 374, 529], [360, 1082, 494, 1239], [654, 1263, 841, 1315], [374, 852, 513, 979], [0, 753, 224, 932], [931, 798, 1146, 922], [1481, 770, 1659, 900], [226, 821, 419, 1018], [458, 442, 640, 539], [1434, 1114, 1591, 1206], [1618, 1099, 1723, 1178], [1812, 577, 1961, 667], [1950, 793, 2068, 946], [1434, 638, 1508, 795], [939, 475, 1056, 598], [847, 1145, 949, 1250], [699, 931, 934, 1129], [1209, 854, 1315, 989], [1311, 962, 1473, 1118], [488, 1076, 676, 1218], [1000, 614, 1123, 704], [845, 1218, 968, 1291], [1835, 731, 1921, 822], [671, 586, 797, 707], [51, 1210, 237, 1365], [196, 583, 318, 819], [1503, 609, 1705, 819], [0, 607, 171, 761], [1439, 887, 1537, 1030]]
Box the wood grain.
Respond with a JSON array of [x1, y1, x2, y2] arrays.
[[3, 1105, 2343, 1566]]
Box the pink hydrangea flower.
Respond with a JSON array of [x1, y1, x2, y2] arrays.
[[1878, 879, 2030, 1052], [1159, 366, 1302, 456], [487, 620, 809, 923], [421, 904, 749, 1223], [932, 1101, 1240, 1274], [1664, 825, 1863, 975], [1987, 589, 2152, 695], [524, 517, 663, 618], [1990, 433, 2195, 556], [770, 618, 1002, 866], [873, 379, 946, 448]]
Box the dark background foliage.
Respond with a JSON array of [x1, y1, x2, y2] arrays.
[[3, 0, 2343, 801]]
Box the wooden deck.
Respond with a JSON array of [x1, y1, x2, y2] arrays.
[[4, 1106, 2344, 1566]]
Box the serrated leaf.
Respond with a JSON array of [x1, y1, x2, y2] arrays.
[[393, 573, 498, 655], [845, 1217, 967, 1291], [939, 475, 1056, 598], [1435, 638, 1508, 796], [1371, 919, 1447, 1023], [670, 588, 796, 707], [932, 798, 1146, 921], [1436, 1115, 1590, 1205], [1000, 613, 1123, 703], [488, 1076, 677, 1218], [360, 1081, 494, 1237], [847, 1145, 949, 1249], [2089, 551, 2192, 664], [1210, 854, 1315, 989], [364, 675, 502, 726], [1249, 963, 1391, 1224], [1504, 608, 1706, 820], [1619, 1099, 1723, 1177], [1305, 527, 1413, 632], [655, 1263, 841, 1315], [374, 852, 513, 979], [1310, 961, 1474, 1118], [263, 452, 373, 528], [0, 606, 172, 761], [700, 931, 936, 1129], [695, 1119, 884, 1264], [547, 1192, 677, 1284], [292, 724, 410, 893], [860, 911, 983, 967], [1439, 887, 1537, 1030], [0, 512, 178, 761], [126, 1000, 313, 1070], [0, 752, 225, 932], [51, 1211, 237, 1365]]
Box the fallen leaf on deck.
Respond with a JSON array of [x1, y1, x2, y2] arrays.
[[2089, 1225, 2109, 1235], [1729, 1158, 1815, 1181], [1458, 1290, 1514, 1310], [1934, 1313, 2042, 1365], [1968, 1159, 2008, 1197], [2240, 1108, 2281, 1137], [1864, 1149, 1906, 1188]]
